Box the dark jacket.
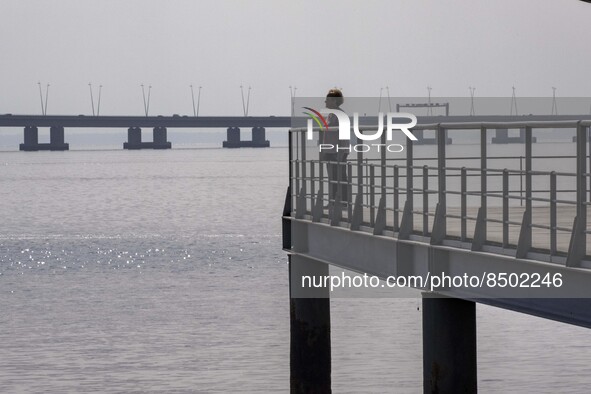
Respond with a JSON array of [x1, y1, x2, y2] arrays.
[[320, 110, 349, 154]]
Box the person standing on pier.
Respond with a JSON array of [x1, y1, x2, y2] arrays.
[[320, 88, 349, 208]]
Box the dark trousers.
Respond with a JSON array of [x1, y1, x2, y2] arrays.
[[321, 152, 348, 204]]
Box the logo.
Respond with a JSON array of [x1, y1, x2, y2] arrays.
[[302, 107, 329, 131], [303, 108, 418, 153]]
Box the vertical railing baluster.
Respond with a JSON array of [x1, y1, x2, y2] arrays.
[[550, 171, 557, 256], [381, 132, 387, 230], [348, 162, 353, 220], [295, 131, 300, 208], [461, 167, 467, 241], [519, 156, 524, 207], [480, 126, 488, 242], [289, 129, 294, 214], [381, 129, 387, 203], [523, 126, 533, 252], [365, 158, 369, 206], [394, 165, 399, 231], [336, 152, 341, 210], [503, 169, 509, 248], [319, 154, 324, 210], [588, 126, 591, 204], [576, 123, 588, 255], [310, 160, 315, 209], [300, 129, 307, 213], [357, 132, 363, 209], [437, 125, 447, 238], [406, 138, 414, 233], [370, 165, 375, 227], [423, 165, 429, 235]]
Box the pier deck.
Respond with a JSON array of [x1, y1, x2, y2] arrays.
[[284, 118, 591, 393]]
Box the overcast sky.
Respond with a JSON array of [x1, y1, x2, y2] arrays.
[[1, 0, 590, 116]]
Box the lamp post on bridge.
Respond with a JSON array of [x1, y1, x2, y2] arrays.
[[246, 86, 252, 116], [97, 85, 102, 116], [141, 84, 152, 116], [240, 85, 246, 116], [45, 84, 49, 116], [469, 86, 476, 116], [510, 86, 518, 115], [190, 85, 196, 116], [379, 86, 392, 112], [240, 85, 252, 116], [289, 86, 297, 116], [88, 83, 103, 116], [37, 82, 44, 115], [189, 85, 202, 117], [37, 82, 50, 115], [89, 83, 95, 116], [197, 86, 202, 117], [427, 86, 433, 116]]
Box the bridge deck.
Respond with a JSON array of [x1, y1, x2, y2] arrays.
[[0, 114, 291, 128], [1, 113, 586, 128]]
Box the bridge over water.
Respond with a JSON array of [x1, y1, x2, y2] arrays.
[[283, 117, 591, 393], [0, 114, 291, 150], [1, 114, 585, 151]]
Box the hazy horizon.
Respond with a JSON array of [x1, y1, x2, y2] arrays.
[[1, 1, 591, 117]]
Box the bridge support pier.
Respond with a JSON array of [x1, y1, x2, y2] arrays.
[[422, 293, 477, 394], [223, 127, 241, 148], [223, 126, 270, 148], [123, 127, 142, 149], [123, 127, 171, 149], [152, 126, 172, 149], [19, 126, 38, 151], [20, 126, 69, 151], [49, 126, 69, 150], [252, 126, 270, 147], [289, 254, 331, 393]]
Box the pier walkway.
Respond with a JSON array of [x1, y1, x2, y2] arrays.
[[283, 117, 591, 393]]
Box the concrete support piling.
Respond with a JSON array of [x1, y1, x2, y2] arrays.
[[20, 126, 39, 150], [20, 126, 68, 151], [124, 127, 171, 149], [223, 126, 270, 148], [152, 126, 172, 149], [422, 293, 477, 394], [129, 127, 141, 145], [289, 255, 331, 393], [252, 126, 270, 147], [49, 126, 69, 150], [222, 127, 241, 148]]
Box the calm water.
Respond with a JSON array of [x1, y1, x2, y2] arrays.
[[2, 146, 591, 393]]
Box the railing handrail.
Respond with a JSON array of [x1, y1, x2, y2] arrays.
[[291, 118, 591, 133]]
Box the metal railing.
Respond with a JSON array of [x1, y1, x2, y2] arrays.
[[289, 120, 591, 266]]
